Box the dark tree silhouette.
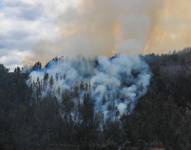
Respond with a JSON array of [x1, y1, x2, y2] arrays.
[[1, 49, 191, 149]]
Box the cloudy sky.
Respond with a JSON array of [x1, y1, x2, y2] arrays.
[[0, 0, 78, 70], [1, 0, 191, 70]]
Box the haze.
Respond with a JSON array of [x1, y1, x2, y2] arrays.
[[0, 0, 191, 70]]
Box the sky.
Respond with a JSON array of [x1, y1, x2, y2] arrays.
[[0, 0, 191, 70], [0, 0, 78, 70]]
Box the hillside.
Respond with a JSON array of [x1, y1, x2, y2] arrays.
[[1, 49, 191, 150]]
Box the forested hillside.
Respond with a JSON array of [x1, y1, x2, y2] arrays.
[[1, 49, 191, 150]]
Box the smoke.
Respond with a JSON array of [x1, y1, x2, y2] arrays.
[[144, 0, 191, 54], [27, 0, 154, 121], [29, 0, 163, 63], [27, 55, 151, 120]]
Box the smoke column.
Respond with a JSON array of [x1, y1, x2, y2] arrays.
[[27, 0, 157, 121], [27, 56, 151, 120], [29, 0, 163, 63]]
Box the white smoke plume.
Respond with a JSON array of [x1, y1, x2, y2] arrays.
[[27, 55, 151, 121], [26, 0, 156, 122]]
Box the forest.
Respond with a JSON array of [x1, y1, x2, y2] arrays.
[[1, 48, 191, 150]]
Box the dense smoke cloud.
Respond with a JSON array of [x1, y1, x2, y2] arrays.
[[145, 0, 191, 53], [30, 0, 163, 63], [27, 56, 151, 120], [3, 0, 191, 69]]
